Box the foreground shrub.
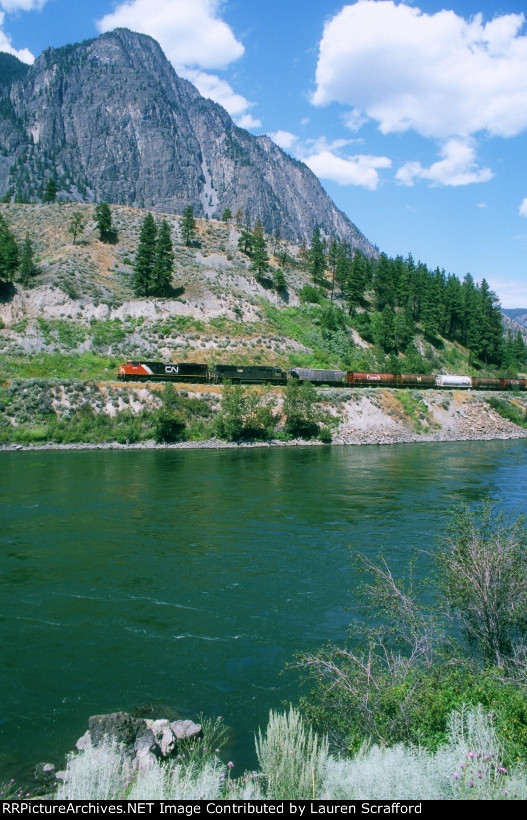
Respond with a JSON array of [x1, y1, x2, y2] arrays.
[[255, 706, 328, 799], [321, 705, 527, 800], [296, 503, 527, 760], [52, 706, 526, 800]]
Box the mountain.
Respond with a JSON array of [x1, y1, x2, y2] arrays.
[[0, 28, 376, 256], [502, 309, 527, 330]]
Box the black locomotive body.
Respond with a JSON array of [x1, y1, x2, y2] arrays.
[[211, 364, 288, 385]]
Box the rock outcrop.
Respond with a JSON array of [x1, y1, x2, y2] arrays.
[[0, 29, 376, 255], [73, 711, 202, 772]]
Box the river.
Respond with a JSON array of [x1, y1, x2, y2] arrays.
[[1, 440, 527, 782]]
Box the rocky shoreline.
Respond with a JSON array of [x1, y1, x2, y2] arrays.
[[2, 389, 526, 452]]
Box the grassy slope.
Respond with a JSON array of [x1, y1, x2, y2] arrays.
[[0, 202, 484, 381], [1, 203, 526, 444]]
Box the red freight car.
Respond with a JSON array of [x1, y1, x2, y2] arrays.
[[347, 371, 397, 387]]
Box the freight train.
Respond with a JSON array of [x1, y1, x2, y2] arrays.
[[117, 360, 527, 390]]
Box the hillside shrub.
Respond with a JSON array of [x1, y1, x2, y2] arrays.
[[486, 397, 527, 428], [299, 285, 324, 304]]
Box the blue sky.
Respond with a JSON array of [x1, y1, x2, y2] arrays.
[[1, 1, 527, 307]]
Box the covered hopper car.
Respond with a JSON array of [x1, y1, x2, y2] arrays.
[[289, 368, 347, 385]]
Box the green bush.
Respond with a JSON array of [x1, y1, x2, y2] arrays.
[[296, 503, 527, 762], [283, 380, 320, 439], [215, 382, 276, 442], [487, 397, 527, 428], [153, 410, 186, 443], [299, 284, 324, 304]]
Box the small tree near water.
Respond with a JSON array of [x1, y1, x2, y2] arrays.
[[153, 383, 186, 443], [215, 382, 276, 442], [283, 380, 319, 438], [436, 501, 527, 666]]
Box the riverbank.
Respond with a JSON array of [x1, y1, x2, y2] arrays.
[[2, 389, 526, 451]]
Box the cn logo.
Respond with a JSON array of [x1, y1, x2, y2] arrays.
[[164, 366, 179, 374]]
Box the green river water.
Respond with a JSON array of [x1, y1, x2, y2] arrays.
[[1, 440, 527, 782]]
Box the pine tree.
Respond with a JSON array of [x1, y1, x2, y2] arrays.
[[18, 233, 38, 285], [273, 268, 287, 292], [309, 226, 326, 285], [373, 253, 395, 311], [476, 279, 503, 365], [344, 250, 366, 309], [327, 237, 339, 299], [0, 213, 19, 285], [133, 213, 158, 296], [152, 219, 174, 296], [373, 305, 396, 352], [238, 228, 253, 256], [393, 309, 415, 353], [221, 208, 232, 222], [42, 178, 57, 203], [95, 202, 117, 243], [180, 205, 196, 246], [513, 330, 527, 367], [68, 211, 85, 245], [250, 220, 269, 279]]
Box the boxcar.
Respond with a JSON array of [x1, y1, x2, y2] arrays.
[[288, 368, 348, 385], [118, 361, 209, 382], [211, 364, 287, 384], [347, 371, 397, 387]]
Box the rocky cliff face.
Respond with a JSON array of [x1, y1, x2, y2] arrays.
[[0, 28, 376, 255], [502, 309, 527, 331]]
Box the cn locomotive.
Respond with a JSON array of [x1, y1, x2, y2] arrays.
[[117, 360, 527, 391]]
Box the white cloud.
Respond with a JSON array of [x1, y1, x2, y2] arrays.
[[97, 0, 243, 70], [342, 108, 367, 133], [305, 149, 391, 190], [96, 0, 259, 127], [396, 139, 494, 187], [236, 113, 262, 130], [269, 131, 298, 151], [266, 132, 391, 190], [269, 131, 392, 191], [0, 1, 47, 10], [0, 10, 34, 62], [313, 1, 527, 141], [519, 199, 527, 217], [183, 68, 260, 127]]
